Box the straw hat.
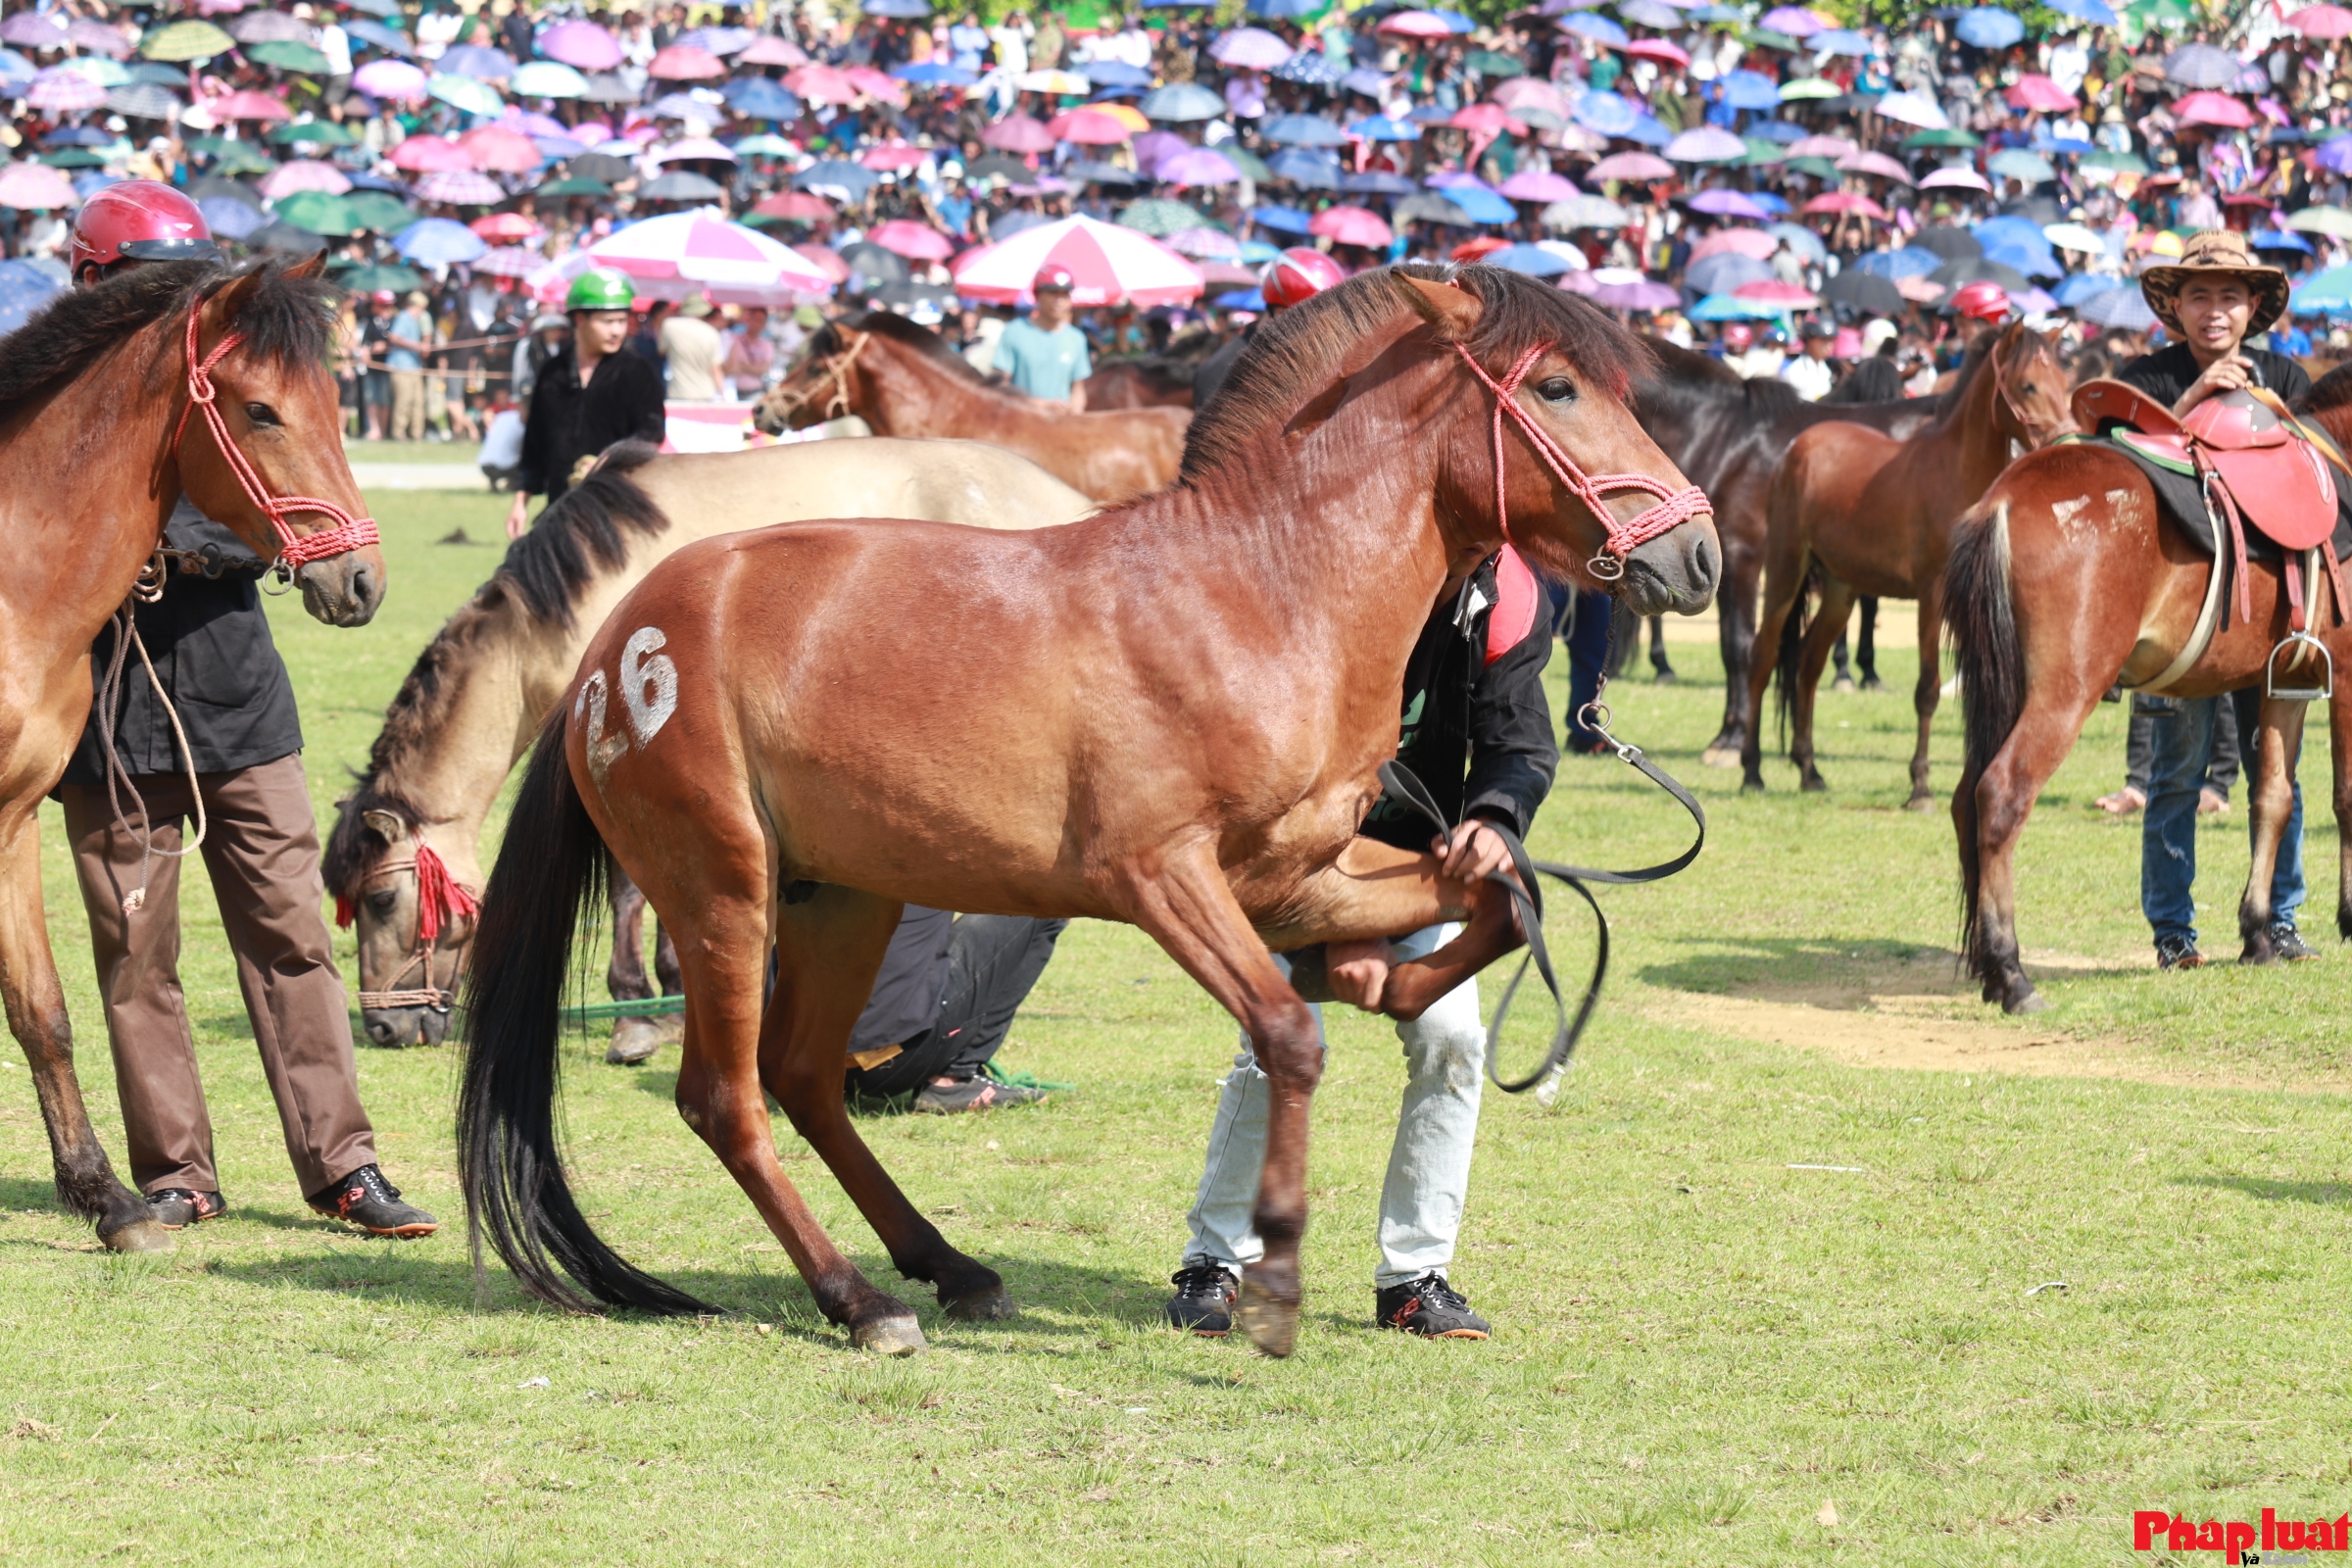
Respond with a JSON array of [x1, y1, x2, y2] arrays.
[[2138, 228, 2288, 337]]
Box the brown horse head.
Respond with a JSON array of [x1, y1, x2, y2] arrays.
[[1394, 268, 1718, 614], [1980, 320, 2077, 452], [173, 258, 387, 625], [757, 320, 874, 432]]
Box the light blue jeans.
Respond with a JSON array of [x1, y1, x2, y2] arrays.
[[1182, 924, 1486, 1290]]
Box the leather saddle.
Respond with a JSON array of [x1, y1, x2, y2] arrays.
[[2073, 379, 2341, 552]]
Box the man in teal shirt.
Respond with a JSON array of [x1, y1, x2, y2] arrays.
[[991, 265, 1092, 411]]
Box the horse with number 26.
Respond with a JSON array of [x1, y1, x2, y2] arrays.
[[458, 265, 1720, 1357], [0, 257, 386, 1252]]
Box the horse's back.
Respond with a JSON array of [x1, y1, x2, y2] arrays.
[[631, 438, 1093, 534]]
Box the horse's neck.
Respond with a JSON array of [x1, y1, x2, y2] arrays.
[[376, 614, 533, 886], [1931, 342, 2021, 489], [863, 341, 1025, 438]]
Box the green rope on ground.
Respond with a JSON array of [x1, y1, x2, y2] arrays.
[[983, 1060, 1076, 1092], [560, 993, 686, 1028]]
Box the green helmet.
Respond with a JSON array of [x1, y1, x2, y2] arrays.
[[566, 267, 635, 313]]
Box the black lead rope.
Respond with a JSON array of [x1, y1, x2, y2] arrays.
[[1376, 707, 1706, 1093]]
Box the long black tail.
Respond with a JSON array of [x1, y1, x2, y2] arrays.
[[1770, 558, 1817, 749], [1943, 501, 2024, 981], [456, 711, 715, 1316]]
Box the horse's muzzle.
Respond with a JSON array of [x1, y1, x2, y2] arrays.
[[1618, 519, 1719, 616], [297, 553, 384, 627], [362, 1004, 450, 1049]]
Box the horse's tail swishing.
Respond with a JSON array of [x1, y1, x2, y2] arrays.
[[456, 712, 716, 1316], [1943, 500, 2024, 984]]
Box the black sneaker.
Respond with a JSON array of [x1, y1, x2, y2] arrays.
[[307, 1164, 437, 1239], [2156, 936, 2205, 971], [2271, 924, 2322, 962], [1165, 1262, 1240, 1336], [912, 1076, 1050, 1114], [1375, 1274, 1492, 1340], [147, 1189, 225, 1230]]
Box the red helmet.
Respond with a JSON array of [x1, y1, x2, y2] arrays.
[[1261, 246, 1347, 309], [1032, 263, 1077, 294], [70, 179, 218, 279], [1721, 321, 1754, 351], [1952, 279, 2011, 322]]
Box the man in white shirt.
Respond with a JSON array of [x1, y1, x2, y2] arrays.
[[1780, 319, 1838, 400], [314, 9, 353, 108]]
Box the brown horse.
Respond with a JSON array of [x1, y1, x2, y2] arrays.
[[753, 312, 1191, 502], [1740, 323, 2076, 806], [458, 265, 1718, 1357], [1947, 378, 2352, 1014], [0, 258, 386, 1251], [1080, 354, 1201, 410]]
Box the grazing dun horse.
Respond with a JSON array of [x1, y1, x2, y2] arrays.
[[459, 265, 1719, 1358], [0, 258, 386, 1251], [323, 439, 1094, 1052], [754, 312, 1191, 502]]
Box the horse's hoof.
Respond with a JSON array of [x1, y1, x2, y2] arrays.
[[1700, 746, 1740, 769], [940, 1285, 1016, 1321], [2003, 988, 2048, 1015], [1800, 775, 1829, 794], [100, 1218, 175, 1254], [852, 1314, 927, 1356], [605, 1016, 667, 1065], [1652, 669, 1678, 685], [1739, 775, 1766, 795], [1237, 1276, 1300, 1359], [1903, 792, 1936, 812]]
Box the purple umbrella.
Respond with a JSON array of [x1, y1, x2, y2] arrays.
[[1664, 125, 1746, 163], [438, 44, 516, 81], [0, 12, 67, 48], [1587, 150, 1673, 181], [1497, 170, 1580, 202], [353, 58, 426, 99], [1592, 279, 1679, 310], [27, 69, 106, 112], [540, 19, 624, 72], [69, 19, 132, 57], [1159, 147, 1243, 186], [1758, 5, 1830, 36], [1133, 128, 1191, 172], [1209, 26, 1294, 71], [1688, 187, 1769, 220]]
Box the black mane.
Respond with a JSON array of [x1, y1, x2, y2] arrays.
[[812, 310, 989, 384]]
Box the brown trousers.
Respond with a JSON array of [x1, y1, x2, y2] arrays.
[[59, 754, 375, 1199]]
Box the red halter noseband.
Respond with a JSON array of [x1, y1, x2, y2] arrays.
[[172, 308, 380, 569], [1454, 341, 1711, 580]]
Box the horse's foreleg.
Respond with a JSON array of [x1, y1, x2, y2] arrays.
[[0, 813, 170, 1251], [1858, 597, 1883, 690], [2335, 679, 2352, 944], [1126, 843, 1325, 1358], [2238, 695, 2307, 964], [1740, 544, 1806, 791], [1791, 579, 1855, 793], [1647, 616, 1676, 683], [763, 888, 1011, 1325], [1906, 590, 1944, 810], [1703, 539, 1759, 766]]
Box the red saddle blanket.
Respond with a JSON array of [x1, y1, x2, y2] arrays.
[[2074, 378, 2342, 552]]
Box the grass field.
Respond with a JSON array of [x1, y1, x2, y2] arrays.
[[3, 490, 2349, 1566]]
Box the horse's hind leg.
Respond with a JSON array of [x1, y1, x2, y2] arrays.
[[1790, 578, 1855, 793], [1970, 681, 2108, 1013], [1647, 616, 1676, 683], [0, 811, 170, 1251], [1905, 588, 1945, 811], [764, 888, 1012, 1324], [2335, 676, 2352, 945], [2238, 694, 2308, 964]]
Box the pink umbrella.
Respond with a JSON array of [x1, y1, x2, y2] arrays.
[[584, 210, 836, 301], [1556, 270, 1599, 295], [353, 58, 426, 100], [69, 18, 132, 57], [1837, 150, 1914, 182], [1895, 274, 1946, 302], [212, 89, 290, 122], [1133, 129, 1190, 172], [791, 243, 850, 283], [1687, 187, 1771, 220], [1492, 79, 1567, 114], [648, 44, 723, 81], [1786, 134, 1856, 160], [0, 12, 66, 48], [1308, 205, 1393, 248], [260, 160, 352, 198], [739, 35, 808, 67], [540, 19, 623, 72], [843, 66, 906, 104], [1734, 278, 1819, 306], [1592, 279, 1680, 311], [652, 136, 738, 165], [1802, 192, 1885, 219], [868, 219, 954, 261], [1920, 166, 1991, 192], [0, 162, 76, 209], [2004, 74, 2077, 113], [1164, 225, 1240, 261], [1757, 6, 1833, 36], [460, 124, 541, 172], [26, 72, 107, 112], [470, 212, 542, 240], [2289, 3, 2352, 36], [1664, 125, 1746, 163], [859, 143, 926, 171], [1448, 103, 1525, 134], [755, 190, 834, 221], [1198, 259, 1260, 288], [391, 134, 471, 172], [1497, 170, 1580, 203], [1690, 227, 1776, 261], [472, 246, 543, 277], [2175, 90, 2256, 129], [784, 65, 859, 106], [416, 170, 506, 205], [1628, 38, 1690, 68], [981, 114, 1054, 153], [1209, 26, 1293, 69], [1588, 151, 1674, 181], [952, 214, 1202, 307], [1047, 108, 1132, 145], [1376, 11, 1452, 38], [1159, 146, 1242, 186]]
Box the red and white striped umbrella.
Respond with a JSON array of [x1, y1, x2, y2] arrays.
[[534, 211, 836, 305], [472, 246, 543, 277], [27, 71, 108, 112], [952, 215, 1201, 307]]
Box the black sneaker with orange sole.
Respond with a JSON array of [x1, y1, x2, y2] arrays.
[[1375, 1274, 1492, 1340], [148, 1189, 226, 1230], [1165, 1262, 1240, 1336], [307, 1164, 437, 1239]]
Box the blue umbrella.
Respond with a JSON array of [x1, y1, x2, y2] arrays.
[[346, 19, 415, 55], [1250, 0, 1328, 14], [1265, 146, 1343, 188], [863, 0, 932, 15], [1407, 104, 1454, 123], [1343, 170, 1415, 194], [1853, 245, 1941, 278], [2033, 133, 2095, 155], [1240, 240, 1280, 264], [1687, 251, 1773, 293], [991, 210, 1053, 237], [1341, 66, 1391, 96], [1216, 288, 1267, 311], [1688, 292, 1774, 320], [1985, 148, 2054, 182], [395, 217, 487, 265], [1083, 60, 1152, 86], [1251, 204, 1313, 233], [1264, 113, 1348, 146], [0, 47, 34, 86], [438, 44, 515, 80], [1721, 71, 1781, 110], [1618, 0, 1683, 26], [1450, 187, 1518, 224], [1747, 191, 1790, 215], [1142, 0, 1219, 8], [1954, 6, 2024, 48], [891, 61, 976, 85], [72, 172, 122, 201], [534, 133, 587, 161], [1090, 84, 1143, 100], [1347, 114, 1420, 142], [1065, 160, 1144, 186], [1562, 13, 1629, 45], [1572, 89, 1638, 137], [2293, 267, 2352, 314], [797, 159, 879, 198], [2252, 228, 2314, 254], [1487, 243, 1573, 276], [1139, 82, 1225, 121], [346, 171, 413, 195], [41, 125, 111, 147], [1692, 4, 1742, 19], [1983, 242, 2061, 279], [1273, 49, 1346, 85], [197, 194, 266, 238], [2079, 287, 2156, 329], [1622, 114, 1674, 147], [1973, 215, 2050, 253], [0, 257, 64, 335], [2042, 0, 2116, 20], [724, 76, 804, 119], [1744, 118, 1806, 141], [2052, 271, 2122, 306], [1434, 9, 1476, 29], [1810, 28, 1870, 55], [1768, 220, 1824, 261]]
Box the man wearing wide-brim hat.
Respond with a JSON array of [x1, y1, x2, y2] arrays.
[[2111, 228, 2317, 971]]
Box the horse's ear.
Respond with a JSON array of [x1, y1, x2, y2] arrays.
[[1393, 272, 1483, 342], [200, 263, 270, 328], [282, 250, 327, 282], [363, 809, 410, 845]]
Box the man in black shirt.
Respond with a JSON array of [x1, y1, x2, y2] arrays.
[[2112, 229, 2313, 969], [505, 268, 667, 539]]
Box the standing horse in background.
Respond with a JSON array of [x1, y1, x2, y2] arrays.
[[0, 259, 386, 1251], [1631, 340, 1953, 765], [754, 312, 1192, 503], [458, 266, 1718, 1358], [324, 439, 1094, 1054], [1740, 323, 2076, 805], [1949, 377, 2352, 1013]]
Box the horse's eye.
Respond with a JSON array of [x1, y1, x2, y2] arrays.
[[367, 889, 398, 914], [1537, 377, 1576, 403], [244, 402, 280, 426]]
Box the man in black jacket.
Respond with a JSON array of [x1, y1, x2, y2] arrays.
[[54, 184, 434, 1238], [504, 268, 666, 539], [1166, 548, 1557, 1341]]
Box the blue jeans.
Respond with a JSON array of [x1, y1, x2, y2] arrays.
[[2141, 692, 2303, 951]]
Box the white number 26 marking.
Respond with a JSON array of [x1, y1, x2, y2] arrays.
[[574, 625, 678, 786]]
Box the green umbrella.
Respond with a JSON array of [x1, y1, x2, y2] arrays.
[[1741, 138, 1787, 165], [343, 190, 417, 231], [142, 19, 235, 62], [270, 119, 360, 146], [1116, 197, 1205, 236], [207, 142, 275, 174], [274, 190, 360, 234], [2126, 0, 2193, 26], [245, 38, 331, 74], [1778, 76, 1838, 99], [1783, 155, 1840, 180], [2287, 206, 2352, 239], [1749, 27, 1801, 49], [1222, 146, 1272, 183], [40, 148, 110, 169], [1901, 127, 1982, 149], [531, 175, 611, 197], [2077, 148, 2149, 173], [336, 262, 424, 294], [1466, 50, 1524, 78]]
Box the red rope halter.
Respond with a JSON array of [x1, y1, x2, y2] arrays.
[[1454, 341, 1710, 579], [172, 308, 379, 569]]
